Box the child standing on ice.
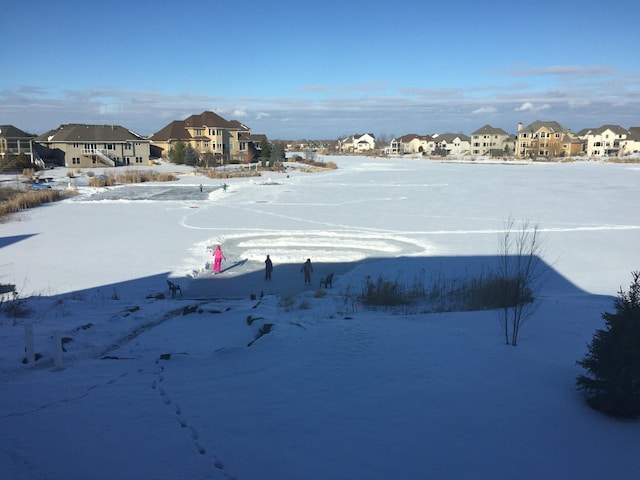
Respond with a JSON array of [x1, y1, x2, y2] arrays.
[[212, 245, 226, 274]]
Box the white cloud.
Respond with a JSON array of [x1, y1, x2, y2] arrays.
[[472, 106, 497, 114], [515, 102, 535, 112]]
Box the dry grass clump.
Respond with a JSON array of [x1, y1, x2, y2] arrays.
[[204, 169, 261, 179], [0, 188, 73, 221], [288, 155, 338, 170], [88, 170, 179, 187], [606, 156, 640, 164]]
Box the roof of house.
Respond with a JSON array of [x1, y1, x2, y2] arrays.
[[627, 127, 640, 140], [396, 134, 420, 142], [149, 120, 192, 142], [150, 111, 250, 142], [250, 134, 268, 143], [585, 125, 628, 136], [184, 111, 233, 129], [0, 125, 34, 138], [471, 124, 509, 136], [520, 120, 571, 134], [434, 133, 471, 142], [35, 124, 147, 143], [228, 120, 250, 131]]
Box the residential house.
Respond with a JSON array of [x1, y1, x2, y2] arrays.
[[338, 133, 376, 153], [619, 127, 640, 156], [150, 111, 252, 164], [576, 125, 631, 157], [515, 121, 580, 158], [0, 125, 40, 168], [388, 134, 431, 155], [470, 125, 512, 156], [34, 124, 151, 168], [428, 133, 471, 156]]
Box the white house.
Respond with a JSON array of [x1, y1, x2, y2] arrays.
[[338, 133, 376, 152], [428, 133, 471, 156], [618, 127, 640, 156], [577, 125, 631, 157]]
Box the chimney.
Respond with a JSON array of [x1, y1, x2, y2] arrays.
[[517, 122, 523, 132]]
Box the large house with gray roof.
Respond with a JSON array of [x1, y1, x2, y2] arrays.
[[515, 120, 582, 158], [576, 125, 634, 157], [470, 125, 513, 156], [35, 124, 151, 168]]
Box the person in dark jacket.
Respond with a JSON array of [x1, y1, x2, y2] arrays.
[[265, 255, 273, 280], [301, 258, 313, 284]]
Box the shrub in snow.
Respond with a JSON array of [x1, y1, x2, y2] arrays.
[[576, 271, 640, 418]]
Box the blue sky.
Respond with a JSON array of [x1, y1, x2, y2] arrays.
[[2, 0, 639, 139]]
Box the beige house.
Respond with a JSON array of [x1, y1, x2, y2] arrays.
[[576, 125, 632, 157], [35, 124, 151, 168], [515, 121, 581, 159], [0, 125, 39, 167], [470, 125, 512, 156], [338, 133, 376, 153], [150, 111, 251, 164], [388, 134, 431, 154]]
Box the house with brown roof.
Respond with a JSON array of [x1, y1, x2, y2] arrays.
[[34, 124, 151, 168], [150, 111, 252, 164], [515, 121, 581, 159]]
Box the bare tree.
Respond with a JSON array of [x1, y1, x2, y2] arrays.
[[497, 217, 547, 346]]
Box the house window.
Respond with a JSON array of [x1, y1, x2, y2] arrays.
[[195, 129, 202, 136], [124, 143, 132, 150]]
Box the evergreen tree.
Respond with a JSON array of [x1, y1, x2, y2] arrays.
[[259, 139, 271, 167], [168, 140, 186, 164], [270, 143, 285, 166], [184, 145, 199, 166], [576, 271, 640, 418]]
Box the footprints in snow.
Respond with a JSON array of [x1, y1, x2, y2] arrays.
[[152, 363, 234, 478]]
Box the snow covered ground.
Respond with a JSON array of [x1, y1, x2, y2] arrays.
[[1, 156, 639, 479]]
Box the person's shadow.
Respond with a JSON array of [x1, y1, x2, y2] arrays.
[[220, 258, 247, 274]]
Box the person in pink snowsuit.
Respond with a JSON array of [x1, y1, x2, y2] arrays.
[[212, 245, 226, 274]]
